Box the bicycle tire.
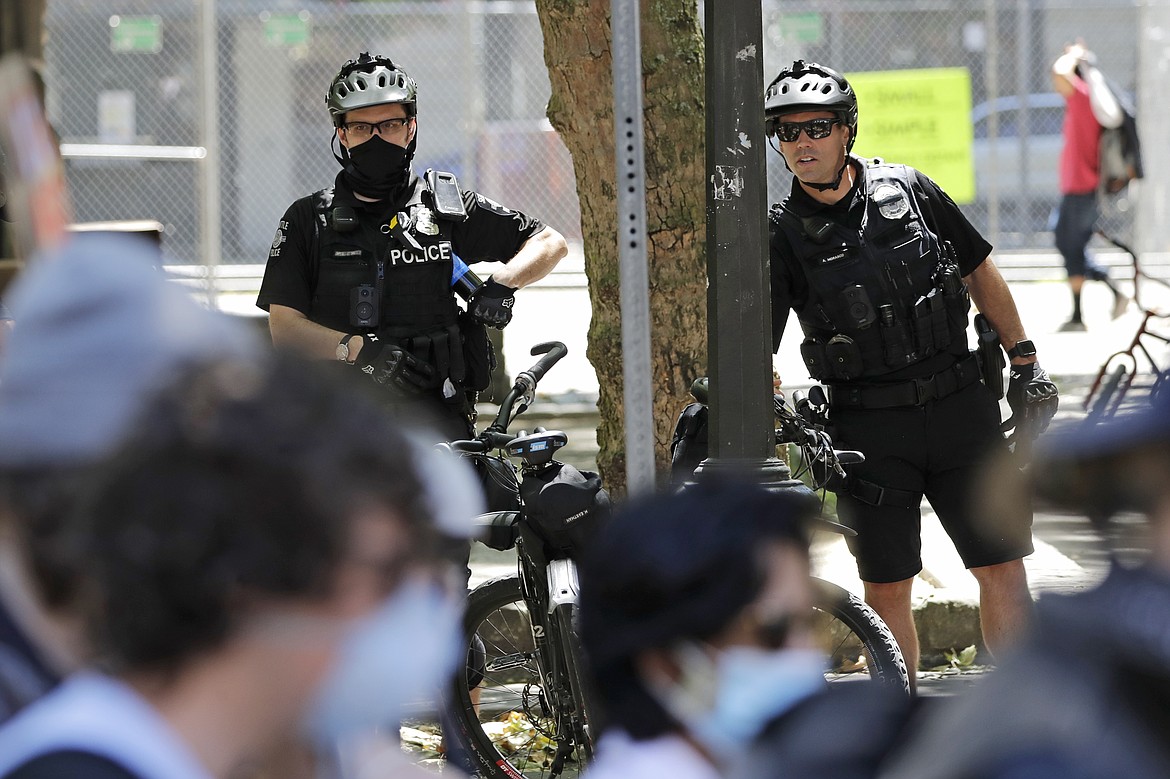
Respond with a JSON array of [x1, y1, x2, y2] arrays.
[[452, 574, 591, 779], [812, 577, 911, 695]]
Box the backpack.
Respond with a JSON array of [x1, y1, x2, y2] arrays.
[[1100, 80, 1143, 195]]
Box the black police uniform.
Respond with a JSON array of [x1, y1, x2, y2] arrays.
[[257, 171, 544, 441], [770, 156, 1033, 583]]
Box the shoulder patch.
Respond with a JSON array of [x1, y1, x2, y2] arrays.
[[474, 193, 512, 217], [270, 220, 288, 259]]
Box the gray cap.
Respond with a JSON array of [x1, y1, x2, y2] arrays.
[[0, 233, 261, 467]]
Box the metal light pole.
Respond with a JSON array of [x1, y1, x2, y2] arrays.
[[698, 0, 801, 490], [199, 0, 221, 309]]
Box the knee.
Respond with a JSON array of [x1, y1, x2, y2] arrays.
[[969, 559, 1027, 588], [863, 577, 916, 608], [1054, 230, 1084, 260]]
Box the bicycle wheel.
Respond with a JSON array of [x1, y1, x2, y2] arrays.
[[812, 578, 911, 695], [452, 574, 591, 779]]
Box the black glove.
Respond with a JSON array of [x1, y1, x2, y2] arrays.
[[357, 343, 435, 395], [1004, 362, 1059, 437], [469, 278, 516, 329]]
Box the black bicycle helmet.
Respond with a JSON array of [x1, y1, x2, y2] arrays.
[[764, 60, 858, 152], [326, 52, 417, 127]]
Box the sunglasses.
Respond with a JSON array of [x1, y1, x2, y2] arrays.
[[768, 117, 841, 143]]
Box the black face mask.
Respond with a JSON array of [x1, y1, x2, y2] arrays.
[[335, 134, 416, 201]]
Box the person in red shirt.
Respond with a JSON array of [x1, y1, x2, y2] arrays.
[[1051, 40, 1129, 331]]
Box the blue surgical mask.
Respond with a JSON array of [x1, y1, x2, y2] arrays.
[[303, 576, 463, 747], [647, 642, 827, 762]]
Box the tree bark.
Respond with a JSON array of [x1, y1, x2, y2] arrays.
[[0, 1, 46, 61], [535, 0, 706, 494]]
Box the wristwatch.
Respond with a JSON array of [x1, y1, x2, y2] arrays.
[[1006, 339, 1037, 360], [336, 333, 357, 363]]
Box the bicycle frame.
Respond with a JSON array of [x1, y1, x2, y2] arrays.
[[447, 341, 597, 778], [1084, 231, 1170, 418]]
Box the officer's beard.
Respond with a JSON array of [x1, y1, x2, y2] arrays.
[[334, 134, 416, 202]]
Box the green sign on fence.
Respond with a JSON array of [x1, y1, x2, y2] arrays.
[[848, 68, 976, 203], [109, 15, 162, 53], [263, 12, 311, 48], [776, 13, 824, 45]]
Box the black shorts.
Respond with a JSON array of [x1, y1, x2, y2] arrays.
[[831, 380, 1034, 583]]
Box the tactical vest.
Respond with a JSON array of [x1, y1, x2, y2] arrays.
[[310, 175, 484, 393], [772, 161, 970, 382]]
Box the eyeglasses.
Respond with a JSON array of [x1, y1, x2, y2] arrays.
[[342, 117, 411, 139], [768, 117, 841, 143]]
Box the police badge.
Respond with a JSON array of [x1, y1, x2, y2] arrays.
[[872, 183, 910, 220], [413, 206, 440, 236]]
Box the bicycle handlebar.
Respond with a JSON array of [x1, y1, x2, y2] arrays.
[[523, 341, 568, 385], [448, 341, 568, 453]]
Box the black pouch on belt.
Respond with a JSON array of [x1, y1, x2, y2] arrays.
[[912, 295, 936, 357], [800, 338, 831, 380], [826, 335, 863, 380], [878, 304, 913, 367], [928, 288, 949, 348], [459, 311, 494, 392]]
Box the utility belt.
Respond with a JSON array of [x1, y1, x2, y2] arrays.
[[826, 352, 980, 410], [380, 312, 494, 397]]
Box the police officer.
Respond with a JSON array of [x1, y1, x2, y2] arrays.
[[257, 52, 567, 440], [764, 61, 1059, 684]]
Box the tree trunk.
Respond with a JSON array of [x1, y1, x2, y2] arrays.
[[535, 0, 707, 494], [0, 1, 46, 61]]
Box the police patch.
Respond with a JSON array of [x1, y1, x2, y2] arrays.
[[269, 221, 288, 259], [872, 184, 909, 220]]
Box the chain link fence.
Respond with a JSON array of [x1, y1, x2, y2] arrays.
[[761, 0, 1164, 253], [43, 0, 581, 275], [41, 0, 1169, 277]]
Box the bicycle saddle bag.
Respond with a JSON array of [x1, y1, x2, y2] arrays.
[[520, 462, 611, 559]]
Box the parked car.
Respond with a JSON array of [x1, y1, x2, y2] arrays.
[[967, 92, 1064, 244]]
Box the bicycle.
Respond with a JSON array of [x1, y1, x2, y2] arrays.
[[450, 355, 911, 779], [1083, 230, 1170, 420], [675, 380, 911, 693], [443, 341, 604, 779]]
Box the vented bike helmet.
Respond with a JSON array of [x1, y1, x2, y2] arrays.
[[765, 60, 858, 152], [326, 52, 417, 127]]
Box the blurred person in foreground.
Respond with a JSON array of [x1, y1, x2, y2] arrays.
[[0, 232, 261, 724], [0, 300, 11, 354], [578, 481, 913, 779], [1051, 39, 1129, 331], [880, 392, 1170, 778], [0, 349, 472, 779], [0, 233, 480, 777]]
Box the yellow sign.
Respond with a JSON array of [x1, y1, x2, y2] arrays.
[[846, 68, 975, 203]]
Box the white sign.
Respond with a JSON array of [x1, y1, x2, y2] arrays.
[[98, 90, 136, 144]]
